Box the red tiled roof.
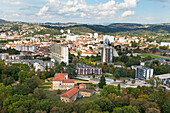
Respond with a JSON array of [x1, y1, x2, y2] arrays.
[[79, 84, 86, 86], [55, 73, 68, 78], [60, 88, 79, 98], [62, 79, 75, 83], [53, 77, 63, 81]]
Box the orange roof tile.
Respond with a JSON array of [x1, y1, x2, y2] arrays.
[[60, 88, 79, 98], [53, 77, 63, 81], [79, 84, 86, 86], [62, 79, 75, 83]]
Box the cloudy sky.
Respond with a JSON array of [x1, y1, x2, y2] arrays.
[[0, 0, 170, 24]]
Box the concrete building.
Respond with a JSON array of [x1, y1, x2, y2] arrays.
[[60, 88, 79, 103], [79, 88, 95, 97], [155, 73, 170, 85], [66, 35, 78, 41], [76, 63, 102, 75], [53, 73, 75, 90], [15, 45, 36, 52], [103, 35, 115, 44], [101, 46, 119, 63], [51, 43, 69, 65], [132, 66, 154, 80], [94, 33, 98, 38], [160, 42, 170, 46], [0, 53, 9, 60]]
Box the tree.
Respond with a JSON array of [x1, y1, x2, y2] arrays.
[[24, 76, 42, 93], [95, 97, 114, 112], [0, 84, 12, 106], [132, 80, 135, 84], [120, 55, 129, 63], [100, 85, 123, 96], [18, 71, 29, 84], [112, 105, 139, 113], [98, 75, 106, 88], [146, 108, 161, 113], [65, 64, 77, 79], [78, 101, 101, 113], [149, 77, 162, 88], [33, 88, 46, 100], [118, 83, 121, 90]]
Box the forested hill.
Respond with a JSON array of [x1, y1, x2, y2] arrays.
[[40, 23, 170, 34], [0, 19, 9, 23]]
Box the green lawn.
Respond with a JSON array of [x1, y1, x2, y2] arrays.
[[107, 77, 131, 80], [41, 86, 51, 89], [75, 94, 100, 103], [42, 82, 52, 85], [139, 54, 169, 59]]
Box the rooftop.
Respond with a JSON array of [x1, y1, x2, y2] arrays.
[[60, 88, 79, 98]]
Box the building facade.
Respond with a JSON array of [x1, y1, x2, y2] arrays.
[[60, 88, 79, 103], [76, 63, 102, 75], [51, 43, 69, 65], [132, 66, 154, 80], [53, 73, 75, 90], [101, 46, 119, 63]]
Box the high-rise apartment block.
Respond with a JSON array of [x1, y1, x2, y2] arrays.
[[101, 46, 119, 63], [51, 43, 69, 65]]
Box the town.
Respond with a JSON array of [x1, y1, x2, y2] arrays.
[[0, 19, 169, 113]]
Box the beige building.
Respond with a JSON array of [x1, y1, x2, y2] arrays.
[[79, 84, 86, 89], [79, 88, 95, 97], [53, 73, 75, 90], [60, 88, 79, 103]]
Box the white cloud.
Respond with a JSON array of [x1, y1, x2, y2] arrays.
[[121, 10, 135, 17], [37, 6, 49, 16], [37, 0, 139, 20]]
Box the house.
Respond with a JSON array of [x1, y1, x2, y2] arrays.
[[60, 88, 79, 103], [79, 88, 95, 97], [53, 73, 75, 90], [79, 84, 86, 89]]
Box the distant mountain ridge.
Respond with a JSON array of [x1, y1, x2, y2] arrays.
[[0, 19, 9, 23], [1, 19, 170, 33]]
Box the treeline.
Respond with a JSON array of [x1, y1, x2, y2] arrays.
[[0, 48, 20, 55], [0, 83, 169, 113]]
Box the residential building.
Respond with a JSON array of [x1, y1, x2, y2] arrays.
[[132, 66, 154, 80], [0, 53, 9, 60], [15, 45, 37, 52], [79, 84, 86, 89], [103, 35, 115, 44], [101, 46, 119, 63], [52, 73, 75, 90], [60, 88, 79, 103], [79, 88, 95, 97], [51, 43, 69, 65], [76, 63, 102, 75]]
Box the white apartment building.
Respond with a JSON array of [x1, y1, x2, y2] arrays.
[[51, 43, 69, 65], [103, 35, 115, 44], [132, 66, 154, 80]]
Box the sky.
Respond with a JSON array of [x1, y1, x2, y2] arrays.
[[0, 0, 170, 24]]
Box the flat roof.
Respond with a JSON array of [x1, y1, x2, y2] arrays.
[[155, 73, 170, 79]]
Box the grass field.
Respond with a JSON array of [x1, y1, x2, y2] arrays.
[[42, 82, 52, 85], [107, 77, 131, 80], [139, 54, 169, 59], [75, 94, 100, 103]]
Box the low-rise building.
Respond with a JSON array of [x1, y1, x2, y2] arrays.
[[155, 73, 170, 85], [53, 73, 75, 90], [79, 88, 95, 97], [60, 88, 79, 103]]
